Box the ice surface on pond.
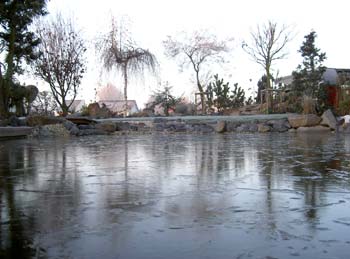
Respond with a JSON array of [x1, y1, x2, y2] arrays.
[[1, 133, 350, 259]]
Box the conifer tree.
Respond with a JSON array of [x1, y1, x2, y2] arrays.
[[207, 74, 231, 112], [0, 0, 47, 117], [207, 74, 245, 112], [149, 83, 181, 116], [292, 31, 327, 110]]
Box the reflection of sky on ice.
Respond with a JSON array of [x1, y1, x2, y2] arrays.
[[1, 133, 350, 258]]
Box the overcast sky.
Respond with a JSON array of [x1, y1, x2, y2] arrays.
[[34, 0, 350, 107]]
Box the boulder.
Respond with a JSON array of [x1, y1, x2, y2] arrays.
[[136, 123, 152, 132], [174, 123, 187, 132], [191, 124, 214, 133], [153, 118, 167, 123], [321, 109, 337, 130], [62, 120, 75, 131], [78, 124, 95, 130], [248, 123, 259, 132], [296, 125, 331, 133], [8, 115, 20, 126], [338, 117, 345, 126], [288, 114, 321, 128], [338, 123, 350, 133], [258, 124, 271, 133], [267, 119, 291, 132], [199, 124, 214, 133], [164, 124, 176, 132], [95, 122, 117, 133], [226, 121, 240, 132], [273, 124, 290, 132], [116, 122, 131, 131], [38, 124, 70, 137], [130, 125, 139, 131], [77, 129, 106, 136], [236, 123, 258, 132], [214, 121, 226, 133], [155, 123, 166, 131], [236, 124, 250, 132], [69, 125, 80, 135]]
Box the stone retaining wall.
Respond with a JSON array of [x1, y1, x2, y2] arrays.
[[2, 110, 350, 138], [66, 111, 344, 136]]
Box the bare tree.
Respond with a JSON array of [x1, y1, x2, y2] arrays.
[[31, 90, 58, 115], [163, 30, 231, 114], [33, 14, 86, 116], [243, 21, 292, 112], [96, 17, 157, 116]]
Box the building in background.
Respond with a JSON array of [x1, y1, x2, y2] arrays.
[[94, 83, 138, 115], [276, 67, 350, 109], [98, 100, 139, 115], [67, 99, 85, 113]]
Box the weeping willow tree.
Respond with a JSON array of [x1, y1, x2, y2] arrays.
[[96, 17, 157, 116]]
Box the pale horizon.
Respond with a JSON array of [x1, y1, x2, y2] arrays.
[[23, 0, 350, 109]]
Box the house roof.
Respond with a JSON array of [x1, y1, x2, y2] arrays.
[[276, 68, 350, 86], [323, 68, 350, 85], [98, 100, 139, 113], [66, 99, 85, 112], [322, 68, 338, 85], [275, 75, 293, 86]]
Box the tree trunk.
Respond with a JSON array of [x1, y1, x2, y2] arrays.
[[61, 104, 68, 117], [61, 98, 68, 116], [0, 79, 8, 118], [196, 70, 206, 114], [265, 67, 272, 114], [0, 101, 7, 119], [200, 92, 206, 115], [5, 25, 16, 81], [0, 22, 16, 118], [164, 105, 169, 116], [15, 101, 25, 117], [123, 65, 128, 117]]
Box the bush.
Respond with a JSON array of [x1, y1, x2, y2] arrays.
[[31, 91, 58, 116], [206, 74, 246, 112], [80, 105, 89, 116], [337, 97, 350, 116], [26, 115, 64, 126], [175, 103, 195, 115], [129, 111, 151, 117], [148, 84, 182, 116]]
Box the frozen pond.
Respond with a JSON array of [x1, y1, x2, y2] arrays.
[[1, 133, 350, 258]]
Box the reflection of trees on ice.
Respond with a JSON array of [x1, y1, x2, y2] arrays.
[[0, 142, 44, 258], [2, 134, 350, 258]]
